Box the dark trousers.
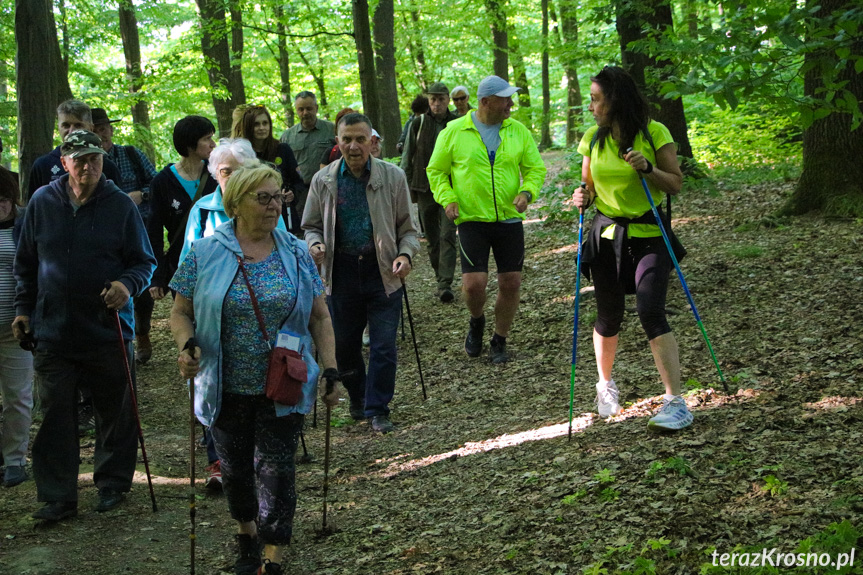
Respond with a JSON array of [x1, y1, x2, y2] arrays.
[[329, 252, 403, 417], [32, 343, 138, 502], [134, 290, 154, 335], [211, 394, 303, 545], [416, 191, 457, 290]]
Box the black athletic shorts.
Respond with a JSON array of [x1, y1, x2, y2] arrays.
[[457, 220, 524, 274]]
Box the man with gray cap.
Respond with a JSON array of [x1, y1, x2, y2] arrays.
[[427, 75, 546, 363], [14, 129, 156, 521], [401, 81, 459, 302], [451, 85, 472, 117]]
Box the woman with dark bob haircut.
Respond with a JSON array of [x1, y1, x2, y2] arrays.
[[147, 116, 218, 309], [571, 66, 689, 431], [170, 163, 340, 575], [233, 105, 303, 234]]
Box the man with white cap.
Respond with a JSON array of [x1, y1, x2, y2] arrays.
[[451, 85, 472, 117], [427, 75, 546, 363]]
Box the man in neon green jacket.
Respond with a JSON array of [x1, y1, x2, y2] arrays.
[[427, 75, 546, 363]]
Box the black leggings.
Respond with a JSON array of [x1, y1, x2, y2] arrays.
[[591, 236, 672, 340]]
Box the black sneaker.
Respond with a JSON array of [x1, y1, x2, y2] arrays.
[[464, 315, 485, 357], [32, 501, 77, 522], [349, 399, 366, 421], [235, 533, 261, 575], [439, 287, 454, 303], [489, 337, 510, 364], [258, 559, 284, 575], [371, 415, 395, 434], [95, 487, 125, 512]]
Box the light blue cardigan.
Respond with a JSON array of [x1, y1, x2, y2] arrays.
[[182, 220, 320, 427]]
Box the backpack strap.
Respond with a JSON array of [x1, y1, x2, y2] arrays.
[[125, 146, 150, 190]]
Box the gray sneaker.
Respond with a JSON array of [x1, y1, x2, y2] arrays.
[[3, 465, 28, 488], [595, 380, 622, 417], [648, 397, 693, 431], [371, 415, 394, 434]]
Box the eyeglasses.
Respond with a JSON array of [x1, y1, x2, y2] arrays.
[[219, 167, 233, 178], [248, 191, 288, 205], [453, 96, 468, 102]]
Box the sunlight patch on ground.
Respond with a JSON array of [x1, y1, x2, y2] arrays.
[[80, 471, 205, 487], [802, 396, 862, 414], [378, 414, 596, 478]]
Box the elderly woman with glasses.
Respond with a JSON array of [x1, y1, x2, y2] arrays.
[[170, 163, 340, 575]]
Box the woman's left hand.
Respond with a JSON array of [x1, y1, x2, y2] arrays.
[[321, 367, 341, 407], [623, 149, 650, 173]]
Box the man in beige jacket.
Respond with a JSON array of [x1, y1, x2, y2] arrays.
[[303, 113, 419, 433]]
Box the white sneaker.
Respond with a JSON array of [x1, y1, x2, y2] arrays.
[[595, 380, 622, 417], [648, 396, 693, 431]]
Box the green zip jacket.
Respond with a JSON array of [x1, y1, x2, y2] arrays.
[[427, 113, 546, 225]]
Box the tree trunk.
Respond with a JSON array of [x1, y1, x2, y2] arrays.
[[15, 0, 70, 199], [195, 0, 242, 137], [508, 27, 531, 127], [352, 0, 381, 130], [118, 0, 155, 163], [408, 10, 430, 91], [294, 49, 327, 109], [274, 4, 293, 127], [558, 0, 583, 146], [539, 0, 552, 149], [229, 1, 246, 107], [616, 0, 692, 158], [372, 0, 401, 156], [485, 0, 508, 80], [784, 0, 863, 215]]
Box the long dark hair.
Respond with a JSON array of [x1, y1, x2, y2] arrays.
[[240, 105, 279, 163], [591, 66, 650, 154]]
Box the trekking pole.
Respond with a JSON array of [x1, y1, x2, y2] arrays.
[[297, 430, 312, 464], [400, 279, 427, 400], [568, 184, 586, 441], [105, 284, 157, 512], [400, 301, 406, 341], [320, 369, 340, 533], [627, 151, 728, 393], [184, 338, 199, 575]]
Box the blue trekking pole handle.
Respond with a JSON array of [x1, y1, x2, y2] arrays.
[[627, 149, 727, 391], [568, 182, 586, 441]]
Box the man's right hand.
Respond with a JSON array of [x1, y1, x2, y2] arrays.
[[11, 316, 30, 341], [445, 202, 459, 221], [149, 286, 167, 300], [310, 243, 326, 266]]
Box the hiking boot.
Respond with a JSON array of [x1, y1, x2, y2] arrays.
[[438, 287, 454, 303], [648, 396, 693, 431], [595, 380, 622, 417], [349, 399, 366, 421], [489, 337, 509, 364], [136, 332, 153, 364], [464, 315, 485, 357], [257, 559, 284, 575], [3, 465, 29, 488], [234, 533, 261, 575], [205, 460, 223, 490], [95, 487, 125, 512], [32, 501, 77, 522], [371, 415, 394, 434]]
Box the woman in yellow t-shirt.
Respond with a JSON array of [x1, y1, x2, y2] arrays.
[[571, 66, 691, 431]]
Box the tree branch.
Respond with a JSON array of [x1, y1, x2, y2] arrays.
[[241, 22, 353, 39]]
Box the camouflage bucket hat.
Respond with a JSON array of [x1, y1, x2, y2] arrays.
[[61, 130, 107, 158]]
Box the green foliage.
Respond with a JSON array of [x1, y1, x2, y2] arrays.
[[561, 489, 588, 505], [594, 468, 616, 484], [646, 456, 693, 479], [728, 245, 765, 259], [761, 475, 789, 497], [598, 487, 620, 503]]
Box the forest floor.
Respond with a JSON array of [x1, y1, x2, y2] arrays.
[[1, 152, 862, 575]]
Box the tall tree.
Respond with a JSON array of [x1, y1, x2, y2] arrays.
[[508, 26, 532, 127], [784, 0, 863, 215], [616, 0, 693, 158], [404, 10, 430, 92], [118, 0, 155, 163], [539, 0, 552, 149], [372, 0, 401, 156], [274, 4, 294, 127], [352, 0, 381, 130], [557, 0, 583, 146], [485, 0, 508, 79], [15, 0, 72, 197], [195, 0, 245, 136]]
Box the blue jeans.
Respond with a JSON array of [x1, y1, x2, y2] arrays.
[[329, 252, 403, 417]]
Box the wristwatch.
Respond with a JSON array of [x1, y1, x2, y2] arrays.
[[141, 191, 150, 202], [520, 191, 533, 203]]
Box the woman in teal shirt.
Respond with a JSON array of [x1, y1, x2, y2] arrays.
[[572, 66, 691, 431]]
